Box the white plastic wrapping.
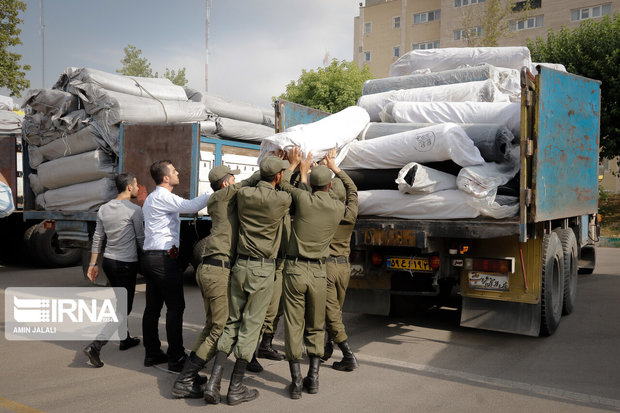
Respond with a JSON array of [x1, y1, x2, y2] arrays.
[[259, 106, 370, 164], [389, 47, 532, 76], [396, 162, 458, 194], [36, 177, 117, 211], [382, 101, 521, 138], [358, 80, 511, 121], [457, 145, 520, 198], [72, 82, 208, 125], [531, 63, 567, 75], [202, 93, 275, 127], [0, 110, 23, 134], [216, 117, 274, 141], [358, 189, 480, 219], [340, 123, 484, 169], [36, 148, 116, 190], [56, 67, 188, 101], [0, 95, 19, 111], [28, 125, 103, 169]]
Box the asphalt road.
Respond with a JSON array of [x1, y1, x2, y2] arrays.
[[1, 248, 619, 413]]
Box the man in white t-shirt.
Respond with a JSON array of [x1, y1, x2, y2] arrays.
[[0, 171, 15, 218]]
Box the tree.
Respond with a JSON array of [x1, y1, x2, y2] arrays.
[[117, 45, 188, 86], [528, 13, 620, 161], [116, 45, 154, 77], [0, 0, 30, 97], [459, 0, 534, 46], [163, 68, 187, 86], [277, 59, 374, 113]]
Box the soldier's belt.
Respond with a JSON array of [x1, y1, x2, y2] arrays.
[[237, 254, 275, 264], [202, 257, 231, 269], [286, 255, 326, 264], [326, 256, 349, 264]]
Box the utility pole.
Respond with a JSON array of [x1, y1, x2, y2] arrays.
[[41, 0, 45, 87], [205, 0, 211, 92]]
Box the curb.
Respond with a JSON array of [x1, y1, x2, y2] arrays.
[[598, 237, 620, 248]]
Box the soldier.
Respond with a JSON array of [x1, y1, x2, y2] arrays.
[[203, 156, 291, 406], [321, 168, 360, 372], [279, 147, 354, 399], [172, 165, 260, 398]]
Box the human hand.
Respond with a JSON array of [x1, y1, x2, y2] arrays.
[[323, 148, 340, 173], [87, 265, 99, 282], [287, 147, 302, 169], [299, 151, 313, 176], [277, 149, 288, 160]]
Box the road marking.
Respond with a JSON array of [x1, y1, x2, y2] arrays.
[[129, 318, 620, 410], [0, 397, 44, 413]]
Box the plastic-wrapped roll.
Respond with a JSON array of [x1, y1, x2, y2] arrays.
[[396, 162, 457, 194], [216, 117, 274, 141], [342, 169, 399, 191], [28, 124, 103, 169], [360, 122, 517, 163]]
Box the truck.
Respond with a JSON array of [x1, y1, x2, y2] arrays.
[[275, 67, 601, 337]]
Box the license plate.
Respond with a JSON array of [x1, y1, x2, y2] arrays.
[[468, 272, 509, 291], [386, 257, 431, 272]]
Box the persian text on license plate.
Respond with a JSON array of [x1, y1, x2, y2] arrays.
[[468, 272, 509, 291], [387, 257, 431, 272]]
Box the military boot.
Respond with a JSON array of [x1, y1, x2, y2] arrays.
[[226, 358, 259, 406], [204, 351, 227, 404], [246, 349, 263, 373], [302, 356, 320, 394], [258, 333, 285, 361], [332, 340, 359, 372], [171, 352, 206, 399], [320, 338, 333, 362], [288, 360, 303, 399]]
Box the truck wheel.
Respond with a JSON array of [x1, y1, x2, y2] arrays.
[[553, 228, 578, 315], [191, 237, 209, 272], [540, 232, 565, 336], [30, 223, 82, 268], [578, 245, 595, 274], [23, 224, 41, 266]]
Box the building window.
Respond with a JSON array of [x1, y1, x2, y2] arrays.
[[365, 22, 372, 34], [454, 27, 483, 40], [413, 10, 440, 25], [364, 51, 371, 62], [510, 15, 544, 31], [393, 46, 400, 57], [393, 16, 400, 29], [513, 0, 541, 12], [412, 41, 440, 50], [571, 3, 611, 21], [454, 0, 485, 7]]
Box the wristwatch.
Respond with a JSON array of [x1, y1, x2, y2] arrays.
[[88, 263, 97, 267]]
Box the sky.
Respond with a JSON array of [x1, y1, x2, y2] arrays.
[[4, 0, 362, 110]]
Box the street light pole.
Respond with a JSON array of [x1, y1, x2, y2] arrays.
[[205, 0, 211, 92], [41, 0, 45, 88]]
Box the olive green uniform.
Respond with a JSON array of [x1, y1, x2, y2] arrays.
[[193, 172, 260, 362], [325, 172, 358, 345], [216, 181, 291, 362], [279, 169, 346, 360], [261, 214, 290, 336]]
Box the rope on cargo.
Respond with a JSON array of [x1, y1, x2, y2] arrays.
[[129, 78, 169, 123], [60, 131, 72, 157]]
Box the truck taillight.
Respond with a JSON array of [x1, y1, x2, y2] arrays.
[[371, 253, 382, 266], [470, 257, 515, 274], [429, 255, 440, 269], [43, 221, 54, 230]]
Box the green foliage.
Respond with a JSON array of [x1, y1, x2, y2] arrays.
[[117, 45, 188, 86], [528, 14, 620, 160], [0, 0, 30, 97], [460, 0, 533, 46], [163, 67, 187, 86], [116, 45, 154, 77], [277, 59, 374, 113]]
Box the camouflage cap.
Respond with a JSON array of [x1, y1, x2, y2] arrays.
[[208, 165, 240, 183]]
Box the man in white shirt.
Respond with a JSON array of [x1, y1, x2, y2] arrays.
[[0, 171, 15, 218], [142, 160, 210, 372]]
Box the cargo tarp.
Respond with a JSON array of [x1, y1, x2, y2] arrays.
[[56, 67, 188, 101], [340, 123, 484, 169], [202, 94, 275, 128], [0, 95, 19, 111], [259, 106, 370, 164], [358, 80, 511, 121], [360, 122, 517, 163], [362, 63, 520, 96], [22, 89, 79, 121], [396, 162, 457, 194], [216, 117, 274, 141], [28, 125, 104, 169], [71, 82, 208, 125], [381, 101, 521, 138], [389, 47, 532, 77], [0, 111, 23, 134], [36, 148, 116, 190], [35, 177, 117, 211]]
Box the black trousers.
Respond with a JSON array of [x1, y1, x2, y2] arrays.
[[141, 253, 185, 361], [91, 258, 139, 350]]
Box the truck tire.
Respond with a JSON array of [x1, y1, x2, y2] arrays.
[[191, 237, 208, 272], [578, 245, 595, 274], [553, 228, 578, 315], [540, 232, 565, 336], [23, 224, 41, 266], [30, 223, 82, 268]]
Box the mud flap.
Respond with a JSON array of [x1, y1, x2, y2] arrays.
[[460, 296, 540, 336]]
